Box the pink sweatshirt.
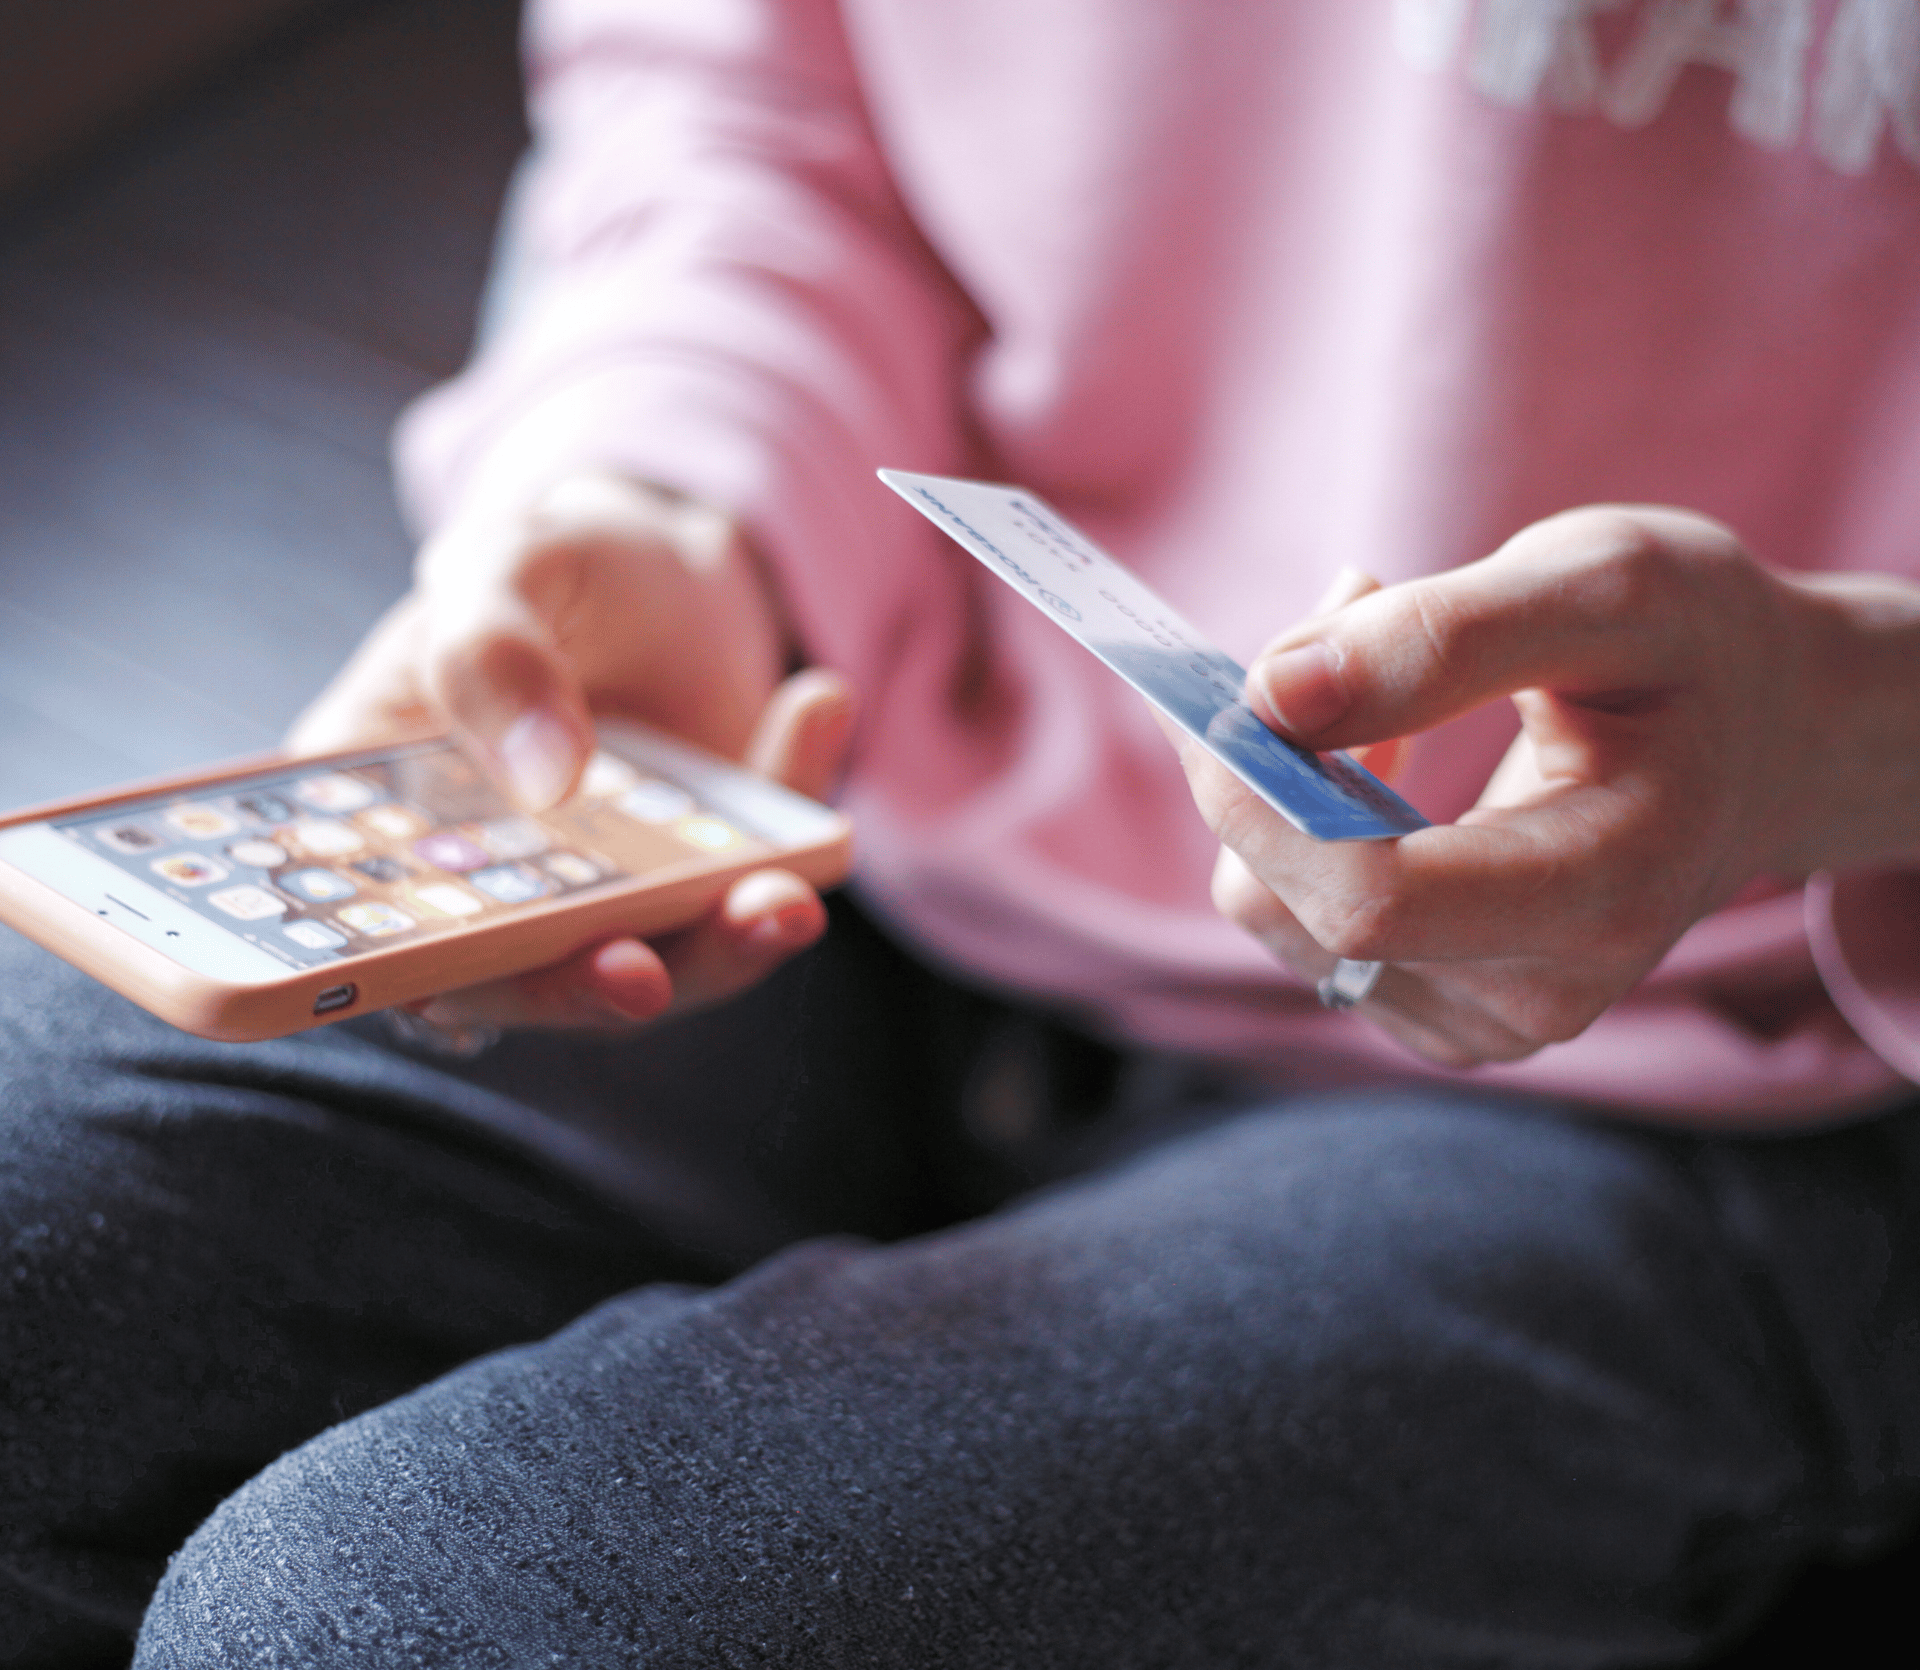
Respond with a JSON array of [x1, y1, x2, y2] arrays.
[[399, 0, 1920, 1126]]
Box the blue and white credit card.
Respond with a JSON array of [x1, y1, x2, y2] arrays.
[[879, 470, 1428, 842]]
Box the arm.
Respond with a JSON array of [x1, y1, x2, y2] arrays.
[[1178, 506, 1920, 1070], [398, 0, 982, 691], [296, 0, 979, 1031]]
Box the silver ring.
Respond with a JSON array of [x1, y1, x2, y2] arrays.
[[1316, 958, 1383, 1011]]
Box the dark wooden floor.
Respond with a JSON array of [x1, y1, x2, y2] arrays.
[[0, 0, 525, 809], [0, 0, 1911, 1658]]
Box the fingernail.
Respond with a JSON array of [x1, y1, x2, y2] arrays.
[[747, 904, 814, 946], [1311, 565, 1371, 615], [1252, 642, 1348, 739], [498, 707, 578, 810]]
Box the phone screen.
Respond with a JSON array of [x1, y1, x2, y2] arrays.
[[53, 741, 769, 970]]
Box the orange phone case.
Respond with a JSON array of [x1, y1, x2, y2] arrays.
[[0, 739, 852, 1043]]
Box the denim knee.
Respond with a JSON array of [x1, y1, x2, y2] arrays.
[[133, 1098, 1833, 1667]]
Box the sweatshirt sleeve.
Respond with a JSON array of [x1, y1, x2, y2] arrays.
[[1806, 866, 1920, 1086], [393, 0, 982, 687]]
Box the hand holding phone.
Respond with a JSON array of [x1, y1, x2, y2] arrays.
[[282, 469, 845, 1034], [0, 690, 852, 1042], [0, 467, 855, 1041], [401, 670, 854, 1036]]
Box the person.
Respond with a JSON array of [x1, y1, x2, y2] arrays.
[[4, 1, 1919, 1664]]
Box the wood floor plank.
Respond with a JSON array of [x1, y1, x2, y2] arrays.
[[0, 598, 273, 805], [3, 223, 429, 462], [0, 696, 145, 812], [61, 0, 528, 376], [0, 246, 421, 736], [0, 0, 524, 807]]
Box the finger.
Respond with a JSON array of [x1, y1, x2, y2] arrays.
[[1248, 566, 1383, 665], [745, 669, 857, 800], [1245, 506, 1761, 750], [1211, 850, 1542, 1067], [1341, 976, 1499, 1071], [580, 937, 680, 1020], [416, 519, 599, 812], [1478, 729, 1550, 811], [413, 934, 675, 1031], [1358, 962, 1549, 1067], [1180, 734, 1668, 965], [1349, 735, 1412, 784], [1309, 565, 1382, 617], [285, 592, 435, 753], [651, 868, 829, 1011], [407, 869, 827, 1035], [465, 472, 783, 763], [1210, 844, 1308, 951], [1298, 572, 1412, 783], [1154, 573, 1412, 786]]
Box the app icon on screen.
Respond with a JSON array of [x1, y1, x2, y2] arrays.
[[412, 832, 490, 873], [469, 864, 548, 905], [411, 882, 485, 918], [96, 823, 162, 855], [294, 774, 378, 813], [282, 868, 358, 904], [675, 816, 743, 852], [542, 852, 602, 887], [582, 753, 639, 797], [475, 816, 550, 861], [350, 856, 411, 884], [618, 782, 696, 823], [209, 884, 286, 921], [337, 902, 414, 938], [359, 804, 426, 840], [235, 794, 295, 825], [151, 853, 229, 888], [164, 803, 238, 839], [284, 919, 349, 951], [286, 818, 365, 859], [226, 839, 288, 869]]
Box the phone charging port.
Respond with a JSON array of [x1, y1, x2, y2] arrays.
[[313, 983, 358, 1016]]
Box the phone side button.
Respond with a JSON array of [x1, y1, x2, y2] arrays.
[[313, 983, 358, 1016]]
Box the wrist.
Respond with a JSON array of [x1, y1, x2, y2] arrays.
[[1774, 570, 1920, 873]]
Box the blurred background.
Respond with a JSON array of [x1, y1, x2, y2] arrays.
[[0, 0, 1910, 1660], [0, 0, 524, 809]]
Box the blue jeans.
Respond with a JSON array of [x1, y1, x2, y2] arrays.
[[1, 898, 1916, 1668]]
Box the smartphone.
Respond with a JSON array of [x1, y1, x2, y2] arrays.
[[0, 721, 851, 1042]]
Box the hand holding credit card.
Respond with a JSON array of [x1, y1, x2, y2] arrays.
[[885, 474, 1879, 1070], [878, 470, 1428, 843]]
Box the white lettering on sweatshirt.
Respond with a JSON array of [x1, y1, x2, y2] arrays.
[[1395, 0, 1920, 171]]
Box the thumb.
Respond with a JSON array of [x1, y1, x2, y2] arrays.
[[1244, 507, 1737, 750], [422, 568, 596, 813], [745, 669, 857, 801], [1243, 564, 1404, 780]]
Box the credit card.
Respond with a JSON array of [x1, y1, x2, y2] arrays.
[[879, 470, 1428, 841]]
